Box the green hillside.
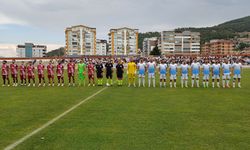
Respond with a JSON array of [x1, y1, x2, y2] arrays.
[[138, 16, 250, 48], [175, 16, 250, 44], [138, 32, 161, 49], [46, 47, 65, 57]]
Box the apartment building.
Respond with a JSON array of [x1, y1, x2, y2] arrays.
[[108, 27, 139, 56], [16, 43, 47, 58], [96, 39, 107, 56], [65, 25, 96, 56], [202, 40, 235, 55], [142, 37, 158, 56], [159, 31, 200, 54]]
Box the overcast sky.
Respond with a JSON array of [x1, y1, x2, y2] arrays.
[[0, 0, 249, 56]]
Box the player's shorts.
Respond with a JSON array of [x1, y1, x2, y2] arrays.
[[68, 73, 74, 78], [88, 74, 94, 79], [192, 74, 199, 79], [117, 72, 123, 79], [11, 74, 17, 78], [223, 73, 231, 79], [148, 73, 155, 79], [88, 73, 95, 79], [170, 74, 177, 80], [212, 74, 220, 79], [192, 70, 199, 75], [57, 73, 63, 76], [2, 75, 8, 79], [57, 75, 63, 79], [181, 74, 188, 80], [96, 72, 102, 79], [160, 74, 166, 80], [139, 70, 145, 76], [20, 74, 26, 80], [203, 74, 210, 80], [138, 73, 145, 78], [233, 74, 241, 79], [38, 74, 44, 79], [106, 72, 112, 79], [48, 74, 54, 79], [28, 75, 35, 79], [128, 73, 136, 79]]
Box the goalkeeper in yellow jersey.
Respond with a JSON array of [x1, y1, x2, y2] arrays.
[[127, 58, 137, 87]]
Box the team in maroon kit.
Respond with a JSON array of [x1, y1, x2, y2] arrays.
[[20, 61, 27, 86], [10, 60, 18, 86], [87, 61, 95, 86], [1, 59, 74, 87], [27, 61, 35, 86], [37, 60, 45, 87], [1, 61, 10, 86], [47, 60, 55, 86], [67, 60, 76, 86], [56, 61, 64, 86]]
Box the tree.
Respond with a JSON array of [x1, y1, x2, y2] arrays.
[[237, 42, 250, 51], [138, 32, 161, 49], [46, 47, 65, 57], [150, 45, 161, 56]]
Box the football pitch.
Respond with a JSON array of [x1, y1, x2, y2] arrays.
[[1, 70, 250, 150]]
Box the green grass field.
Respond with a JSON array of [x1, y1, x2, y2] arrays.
[[0, 70, 250, 150]]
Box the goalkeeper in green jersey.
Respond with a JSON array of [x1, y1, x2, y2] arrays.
[[78, 59, 86, 86]]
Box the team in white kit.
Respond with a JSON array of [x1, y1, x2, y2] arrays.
[[136, 58, 243, 88]]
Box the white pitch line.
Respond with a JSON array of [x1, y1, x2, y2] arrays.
[[4, 87, 108, 150]]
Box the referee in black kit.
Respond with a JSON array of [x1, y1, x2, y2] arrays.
[[116, 59, 124, 86], [105, 59, 113, 86]]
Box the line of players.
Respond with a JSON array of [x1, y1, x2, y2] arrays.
[[1, 58, 242, 88], [137, 59, 242, 88]]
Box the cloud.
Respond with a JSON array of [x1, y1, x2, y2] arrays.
[[0, 0, 249, 45], [0, 13, 28, 25], [1, 0, 249, 30]]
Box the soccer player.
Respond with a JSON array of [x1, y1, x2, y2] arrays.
[[169, 60, 177, 88], [19, 61, 27, 86], [37, 60, 45, 87], [147, 59, 156, 88], [27, 61, 35, 87], [202, 60, 211, 88], [116, 59, 124, 86], [10, 59, 18, 86], [159, 60, 167, 88], [1, 60, 10, 87], [191, 59, 200, 88], [137, 59, 146, 87], [87, 60, 95, 86], [95, 60, 103, 86], [180, 61, 189, 88], [222, 60, 231, 88], [212, 60, 221, 88], [78, 59, 86, 86], [127, 58, 137, 87], [232, 59, 242, 88], [56, 60, 64, 86], [47, 60, 55, 86], [67, 59, 76, 86], [105, 59, 113, 86]]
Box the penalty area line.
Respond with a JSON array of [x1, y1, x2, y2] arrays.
[[4, 87, 108, 150]]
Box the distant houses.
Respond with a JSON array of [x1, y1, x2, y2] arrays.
[[64, 25, 204, 56], [16, 43, 47, 58], [16, 25, 250, 58]]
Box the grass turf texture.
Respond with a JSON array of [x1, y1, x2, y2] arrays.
[[0, 70, 249, 150]]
